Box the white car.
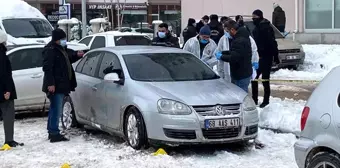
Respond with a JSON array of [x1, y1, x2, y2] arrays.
[[115, 27, 154, 40], [77, 31, 152, 50], [6, 43, 89, 113]]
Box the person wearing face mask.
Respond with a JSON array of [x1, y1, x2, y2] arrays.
[[182, 18, 198, 46], [196, 15, 209, 33], [42, 28, 84, 143], [251, 9, 279, 108], [152, 23, 180, 48], [183, 25, 217, 68], [0, 29, 24, 148]]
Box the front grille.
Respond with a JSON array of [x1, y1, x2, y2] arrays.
[[193, 104, 241, 116], [202, 127, 240, 139], [279, 49, 300, 53], [245, 125, 258, 135], [163, 128, 196, 140]]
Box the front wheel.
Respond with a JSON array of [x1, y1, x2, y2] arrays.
[[307, 152, 340, 168], [124, 107, 148, 150]]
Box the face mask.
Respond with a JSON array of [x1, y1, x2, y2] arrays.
[[224, 32, 233, 39], [158, 32, 166, 38], [238, 20, 244, 26], [252, 18, 261, 25], [60, 39, 67, 47], [200, 39, 208, 44]]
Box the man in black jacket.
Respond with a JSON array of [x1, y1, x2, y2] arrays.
[[272, 3, 286, 33], [42, 28, 83, 143], [0, 30, 24, 147], [208, 14, 224, 44], [182, 18, 198, 45], [196, 15, 209, 33], [251, 9, 280, 108], [152, 23, 180, 48], [215, 20, 252, 92]]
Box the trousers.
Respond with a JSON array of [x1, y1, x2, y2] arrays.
[[0, 100, 15, 142], [47, 93, 64, 135]]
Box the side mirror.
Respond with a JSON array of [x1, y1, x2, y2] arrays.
[[283, 31, 290, 38], [104, 73, 124, 85]]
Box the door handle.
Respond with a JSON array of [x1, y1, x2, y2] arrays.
[[31, 73, 43, 78], [91, 86, 98, 91]]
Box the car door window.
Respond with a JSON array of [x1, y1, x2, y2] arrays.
[[8, 48, 44, 71], [90, 36, 106, 49], [80, 52, 102, 77], [98, 52, 122, 79], [79, 36, 93, 46]]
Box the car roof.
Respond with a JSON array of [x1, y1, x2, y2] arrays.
[[93, 46, 188, 55], [6, 43, 89, 52], [94, 31, 149, 36]]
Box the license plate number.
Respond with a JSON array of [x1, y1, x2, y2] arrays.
[[287, 55, 299, 59], [205, 118, 240, 129]]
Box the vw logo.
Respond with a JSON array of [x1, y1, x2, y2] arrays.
[[215, 105, 224, 116]]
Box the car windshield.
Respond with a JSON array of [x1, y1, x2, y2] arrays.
[[114, 35, 151, 46], [123, 53, 220, 82], [244, 21, 284, 39], [2, 18, 53, 38]]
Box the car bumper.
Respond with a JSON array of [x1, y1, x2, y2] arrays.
[[294, 137, 316, 168], [143, 109, 259, 145], [276, 51, 305, 68]]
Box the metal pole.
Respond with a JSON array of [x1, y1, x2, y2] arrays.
[[81, 0, 87, 38]]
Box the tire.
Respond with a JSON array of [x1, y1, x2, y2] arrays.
[[124, 107, 148, 150], [61, 96, 82, 130], [307, 152, 340, 168], [287, 65, 299, 70]]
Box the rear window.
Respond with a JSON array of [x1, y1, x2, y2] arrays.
[[114, 36, 151, 46]]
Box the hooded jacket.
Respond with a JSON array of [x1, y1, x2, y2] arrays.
[[151, 33, 180, 48], [182, 18, 198, 45], [208, 20, 224, 44], [272, 6, 286, 27], [0, 44, 17, 102]]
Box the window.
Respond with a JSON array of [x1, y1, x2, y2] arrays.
[[2, 18, 53, 38], [8, 48, 44, 71], [135, 28, 154, 33], [98, 52, 122, 79], [90, 36, 106, 49], [80, 52, 102, 77], [335, 0, 340, 28], [114, 35, 151, 46], [123, 53, 220, 82], [305, 0, 340, 29], [79, 36, 93, 46]]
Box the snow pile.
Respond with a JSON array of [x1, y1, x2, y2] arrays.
[[258, 97, 305, 134], [272, 44, 340, 80], [90, 18, 107, 24], [0, 0, 45, 19]]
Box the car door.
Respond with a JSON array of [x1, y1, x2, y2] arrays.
[[8, 47, 45, 109], [73, 51, 103, 125], [96, 52, 125, 129], [90, 36, 106, 49]]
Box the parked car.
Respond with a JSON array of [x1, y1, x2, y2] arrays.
[[228, 15, 305, 70], [6, 43, 89, 113], [114, 27, 154, 40], [77, 31, 152, 50], [294, 66, 340, 168], [62, 46, 259, 149]]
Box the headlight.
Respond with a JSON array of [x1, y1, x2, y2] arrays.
[[157, 99, 192, 115], [242, 96, 256, 111]]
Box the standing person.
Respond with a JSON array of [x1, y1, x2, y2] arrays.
[[215, 20, 252, 92], [220, 16, 229, 25], [251, 9, 279, 108], [272, 3, 286, 33], [42, 28, 84, 143], [196, 15, 209, 33], [208, 14, 224, 44], [182, 18, 198, 46], [152, 23, 180, 48], [0, 30, 24, 147], [183, 25, 217, 68]]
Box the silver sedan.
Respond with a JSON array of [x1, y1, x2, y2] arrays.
[[62, 46, 259, 149]]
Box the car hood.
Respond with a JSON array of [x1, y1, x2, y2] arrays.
[[7, 35, 51, 45], [142, 79, 246, 106], [276, 38, 302, 50]]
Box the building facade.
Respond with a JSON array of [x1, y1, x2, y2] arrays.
[[181, 0, 340, 44]]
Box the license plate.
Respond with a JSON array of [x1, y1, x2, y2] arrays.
[[205, 118, 240, 129], [286, 55, 299, 59]]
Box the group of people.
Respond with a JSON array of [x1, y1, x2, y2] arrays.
[[150, 9, 280, 109]]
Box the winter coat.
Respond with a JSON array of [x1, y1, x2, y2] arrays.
[[208, 20, 224, 44], [220, 27, 252, 80], [0, 44, 17, 102], [151, 33, 180, 48], [183, 36, 218, 68], [252, 18, 279, 67], [214, 35, 259, 82], [272, 6, 286, 27], [42, 42, 81, 94], [182, 25, 197, 45]]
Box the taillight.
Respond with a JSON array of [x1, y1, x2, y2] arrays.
[[301, 106, 310, 131]]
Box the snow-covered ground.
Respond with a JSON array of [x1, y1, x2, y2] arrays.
[[0, 98, 302, 168], [272, 44, 340, 80]]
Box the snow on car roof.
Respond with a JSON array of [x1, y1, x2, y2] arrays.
[[0, 0, 46, 20]]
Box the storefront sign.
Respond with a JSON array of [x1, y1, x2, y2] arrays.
[[47, 15, 59, 22], [88, 4, 147, 10]]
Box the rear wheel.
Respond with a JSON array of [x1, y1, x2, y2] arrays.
[[61, 96, 82, 130], [307, 152, 340, 168], [124, 107, 148, 150], [287, 65, 299, 70]]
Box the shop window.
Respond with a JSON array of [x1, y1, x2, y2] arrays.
[[151, 5, 158, 14], [335, 0, 340, 28], [305, 0, 332, 29]]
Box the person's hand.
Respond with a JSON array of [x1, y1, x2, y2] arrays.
[[215, 52, 222, 60], [77, 50, 84, 57], [4, 92, 10, 100], [48, 85, 55, 93], [252, 62, 259, 70]]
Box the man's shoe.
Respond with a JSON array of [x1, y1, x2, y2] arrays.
[[5, 141, 24, 147], [50, 134, 69, 143], [259, 102, 269, 108]]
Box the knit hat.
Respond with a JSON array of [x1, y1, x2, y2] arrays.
[[199, 25, 211, 36], [52, 28, 66, 41], [273, 2, 279, 8], [0, 29, 8, 44], [252, 9, 264, 18]]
